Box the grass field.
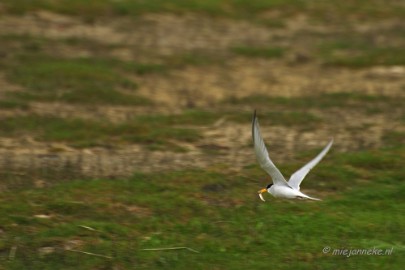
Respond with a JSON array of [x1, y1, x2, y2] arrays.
[[0, 0, 404, 269], [0, 147, 404, 269]]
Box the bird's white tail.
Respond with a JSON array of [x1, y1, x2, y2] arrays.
[[299, 192, 322, 201], [306, 196, 322, 201]]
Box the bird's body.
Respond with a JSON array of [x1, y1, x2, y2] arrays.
[[268, 185, 320, 200], [252, 110, 333, 202]]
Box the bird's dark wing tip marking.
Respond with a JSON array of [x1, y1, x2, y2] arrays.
[[252, 109, 257, 143], [252, 109, 257, 124]]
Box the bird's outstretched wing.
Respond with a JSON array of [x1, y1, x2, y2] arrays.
[[252, 110, 290, 187], [288, 139, 333, 190]]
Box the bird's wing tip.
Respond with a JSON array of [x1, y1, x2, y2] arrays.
[[252, 109, 258, 141]]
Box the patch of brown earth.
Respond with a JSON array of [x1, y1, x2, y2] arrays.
[[136, 59, 405, 108]]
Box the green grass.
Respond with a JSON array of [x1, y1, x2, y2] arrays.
[[2, 0, 404, 22], [227, 92, 404, 112], [164, 52, 226, 67], [231, 46, 285, 58], [0, 34, 170, 106], [318, 37, 405, 68], [256, 18, 286, 28], [382, 130, 405, 148], [0, 34, 165, 75], [0, 110, 320, 149], [123, 62, 167, 75], [0, 0, 305, 17], [0, 0, 295, 19], [251, 111, 321, 129], [322, 47, 405, 68], [0, 99, 29, 110], [0, 147, 403, 269], [3, 55, 153, 105], [0, 115, 203, 149], [136, 110, 320, 127]]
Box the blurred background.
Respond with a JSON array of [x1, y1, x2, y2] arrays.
[[0, 1, 403, 269]]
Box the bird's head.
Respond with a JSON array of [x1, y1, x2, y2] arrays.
[[258, 184, 273, 201]]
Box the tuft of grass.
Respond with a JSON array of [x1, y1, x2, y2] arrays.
[[231, 46, 285, 58]]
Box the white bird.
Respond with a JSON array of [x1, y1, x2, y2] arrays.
[[253, 110, 333, 201]]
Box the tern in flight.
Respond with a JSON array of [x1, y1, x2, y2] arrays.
[[253, 110, 333, 202]]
